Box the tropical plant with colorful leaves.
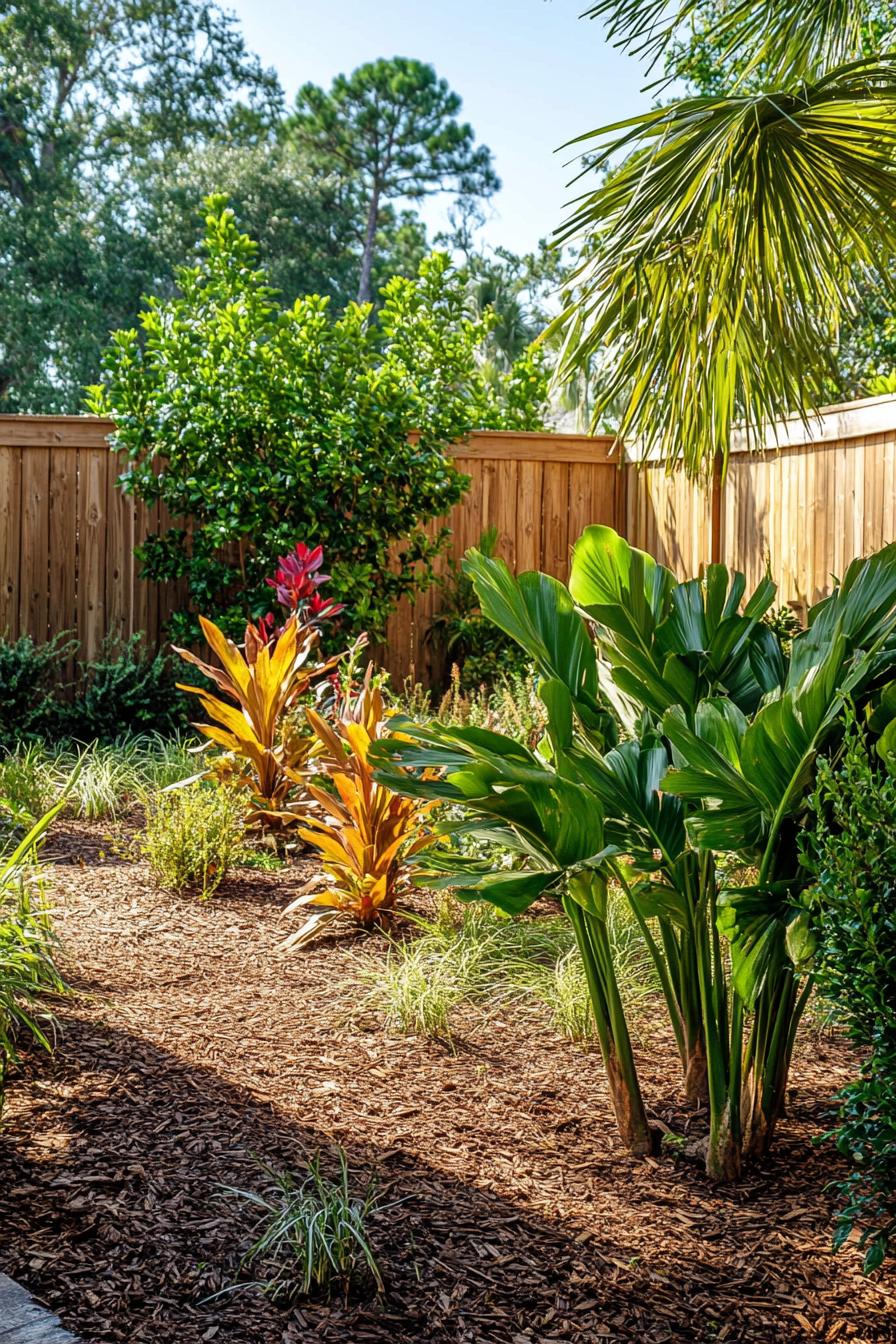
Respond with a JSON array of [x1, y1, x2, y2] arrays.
[[174, 613, 342, 831], [266, 543, 346, 626], [282, 673, 437, 947]]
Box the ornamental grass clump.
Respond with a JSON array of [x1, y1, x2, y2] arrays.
[[221, 1152, 383, 1302], [0, 801, 65, 1114]]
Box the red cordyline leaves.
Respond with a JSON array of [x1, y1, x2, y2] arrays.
[[255, 542, 345, 645]]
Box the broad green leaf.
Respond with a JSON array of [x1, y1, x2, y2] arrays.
[[462, 549, 598, 701]]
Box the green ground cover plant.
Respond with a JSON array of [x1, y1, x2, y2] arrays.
[[428, 528, 523, 690]]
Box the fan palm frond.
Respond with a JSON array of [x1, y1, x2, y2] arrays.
[[581, 0, 872, 84], [550, 58, 896, 473]]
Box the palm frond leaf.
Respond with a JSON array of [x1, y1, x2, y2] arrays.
[[551, 59, 896, 474], [580, 0, 871, 83]]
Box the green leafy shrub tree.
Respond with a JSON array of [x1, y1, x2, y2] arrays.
[[372, 528, 896, 1179], [88, 196, 548, 646], [805, 721, 896, 1271]]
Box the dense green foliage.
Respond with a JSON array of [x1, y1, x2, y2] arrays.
[[288, 58, 498, 304], [373, 528, 896, 1180], [0, 634, 187, 747], [88, 198, 548, 644], [0, 0, 281, 413], [0, 7, 500, 413], [0, 736, 197, 825], [0, 634, 76, 749], [806, 723, 896, 1271], [61, 637, 189, 743]]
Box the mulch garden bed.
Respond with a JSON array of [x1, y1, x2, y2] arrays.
[[1, 819, 894, 1344]]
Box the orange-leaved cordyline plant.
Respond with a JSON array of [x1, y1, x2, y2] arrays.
[[282, 671, 437, 948], [173, 613, 343, 832]]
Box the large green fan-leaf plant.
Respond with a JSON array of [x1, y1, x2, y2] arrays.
[[371, 527, 896, 1180]]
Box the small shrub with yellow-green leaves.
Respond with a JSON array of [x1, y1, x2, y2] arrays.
[[140, 783, 246, 898]]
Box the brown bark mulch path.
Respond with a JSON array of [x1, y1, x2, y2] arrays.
[[1, 819, 894, 1344]]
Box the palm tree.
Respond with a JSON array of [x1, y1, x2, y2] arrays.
[[552, 2, 896, 474]]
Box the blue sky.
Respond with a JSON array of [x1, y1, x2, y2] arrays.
[[227, 0, 654, 255]]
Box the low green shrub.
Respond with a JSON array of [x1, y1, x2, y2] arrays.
[[140, 783, 246, 898], [61, 636, 189, 743], [805, 720, 896, 1272], [220, 1152, 383, 1301], [0, 632, 189, 748], [0, 633, 75, 748]]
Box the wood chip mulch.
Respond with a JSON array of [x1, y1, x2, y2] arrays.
[[1, 819, 894, 1344]]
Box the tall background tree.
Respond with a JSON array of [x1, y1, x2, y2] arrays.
[[0, 11, 497, 413], [0, 0, 282, 411], [287, 57, 499, 303]]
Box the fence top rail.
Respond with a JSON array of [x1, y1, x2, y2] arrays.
[[0, 414, 114, 449], [0, 417, 622, 463], [450, 429, 620, 463]]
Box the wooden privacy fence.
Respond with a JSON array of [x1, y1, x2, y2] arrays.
[[0, 415, 184, 673], [2, 397, 896, 685], [384, 430, 625, 683]]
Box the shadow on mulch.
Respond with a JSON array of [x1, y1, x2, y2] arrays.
[[1, 826, 894, 1344], [0, 1010, 890, 1344]]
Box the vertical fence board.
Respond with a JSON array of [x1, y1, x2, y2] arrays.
[[493, 459, 519, 571], [19, 446, 50, 643], [541, 460, 569, 579], [77, 448, 108, 662], [515, 460, 543, 572], [106, 452, 134, 646], [48, 445, 79, 680], [0, 446, 22, 638]]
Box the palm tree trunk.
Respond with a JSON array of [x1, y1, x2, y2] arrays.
[[564, 886, 652, 1157]]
